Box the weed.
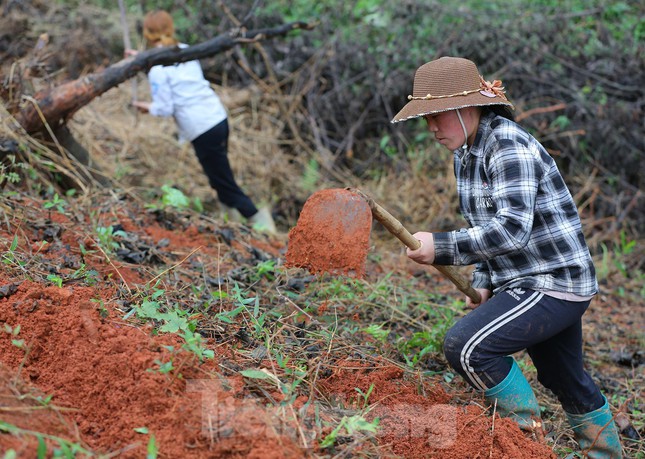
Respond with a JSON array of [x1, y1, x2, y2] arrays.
[[147, 434, 158, 459], [71, 264, 100, 286], [146, 345, 178, 375], [397, 324, 449, 368], [379, 134, 397, 159], [2, 324, 25, 350], [149, 358, 175, 374], [145, 185, 203, 212], [362, 323, 389, 344], [94, 225, 126, 254], [0, 421, 95, 457], [2, 234, 25, 269], [43, 193, 67, 214], [314, 277, 366, 300], [32, 394, 54, 407], [612, 230, 636, 277], [273, 349, 308, 401], [91, 298, 109, 318], [300, 158, 320, 192], [0, 154, 27, 187], [181, 329, 214, 361], [130, 293, 214, 361], [47, 274, 63, 288], [253, 259, 277, 281], [355, 383, 375, 409], [319, 414, 380, 448]]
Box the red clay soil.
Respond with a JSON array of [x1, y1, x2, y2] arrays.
[[0, 280, 304, 458], [0, 280, 555, 458], [0, 193, 557, 458], [319, 359, 556, 459], [286, 188, 373, 278]]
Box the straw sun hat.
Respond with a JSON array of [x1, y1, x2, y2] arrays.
[[391, 57, 513, 123]]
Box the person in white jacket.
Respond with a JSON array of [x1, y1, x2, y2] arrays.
[[130, 10, 276, 233]]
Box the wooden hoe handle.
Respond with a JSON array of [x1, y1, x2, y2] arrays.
[[351, 188, 482, 304]]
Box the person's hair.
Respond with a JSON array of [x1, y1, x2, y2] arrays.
[[142, 10, 178, 47], [483, 105, 515, 121]]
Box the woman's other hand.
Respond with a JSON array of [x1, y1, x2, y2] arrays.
[[406, 232, 435, 265], [466, 288, 492, 309], [131, 101, 151, 113]]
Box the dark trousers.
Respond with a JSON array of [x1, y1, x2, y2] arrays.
[[443, 288, 605, 414], [191, 120, 258, 218]]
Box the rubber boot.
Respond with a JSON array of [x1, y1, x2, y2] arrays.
[[565, 396, 623, 458], [484, 357, 542, 432], [248, 207, 277, 234]]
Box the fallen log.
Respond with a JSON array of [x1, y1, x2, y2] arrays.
[[15, 21, 315, 134]]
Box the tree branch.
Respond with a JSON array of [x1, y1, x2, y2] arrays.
[[16, 21, 316, 134]]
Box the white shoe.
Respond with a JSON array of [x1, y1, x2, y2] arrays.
[[221, 205, 243, 223], [248, 207, 277, 234]]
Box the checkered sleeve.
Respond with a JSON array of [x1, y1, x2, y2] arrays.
[[435, 132, 544, 264], [433, 114, 598, 295]]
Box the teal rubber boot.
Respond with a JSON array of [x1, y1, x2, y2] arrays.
[[484, 357, 542, 431], [565, 396, 623, 458]]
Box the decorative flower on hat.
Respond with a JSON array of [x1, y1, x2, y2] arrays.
[[479, 75, 508, 100]]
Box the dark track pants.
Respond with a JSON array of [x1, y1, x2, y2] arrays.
[[443, 287, 605, 414], [192, 120, 258, 218]]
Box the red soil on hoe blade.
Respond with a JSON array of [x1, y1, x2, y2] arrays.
[[285, 188, 373, 277]]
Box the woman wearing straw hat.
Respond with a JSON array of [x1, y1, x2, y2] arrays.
[[128, 10, 276, 234], [394, 57, 622, 458]]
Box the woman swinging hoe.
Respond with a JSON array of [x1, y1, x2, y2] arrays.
[[393, 57, 622, 458]]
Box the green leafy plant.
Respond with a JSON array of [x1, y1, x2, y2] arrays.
[[319, 414, 380, 448], [379, 134, 397, 159], [43, 193, 67, 214], [597, 230, 638, 291], [91, 298, 109, 318], [1, 235, 25, 269], [0, 421, 95, 457], [355, 383, 375, 409], [160, 185, 190, 209], [70, 264, 100, 286], [3, 324, 25, 350], [147, 434, 158, 459], [145, 185, 203, 212], [0, 154, 26, 187], [300, 158, 320, 192], [95, 225, 126, 254], [180, 329, 214, 361], [150, 358, 175, 374], [147, 345, 177, 375], [131, 294, 214, 361], [251, 259, 277, 282], [47, 274, 63, 288], [397, 325, 450, 368], [612, 230, 636, 277], [362, 323, 389, 344]]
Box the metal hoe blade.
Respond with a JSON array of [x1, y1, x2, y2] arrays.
[[286, 188, 372, 277]]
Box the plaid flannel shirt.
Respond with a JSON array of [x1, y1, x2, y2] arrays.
[[433, 112, 598, 296]]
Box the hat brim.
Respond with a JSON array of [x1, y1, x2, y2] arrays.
[[391, 93, 514, 124]]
